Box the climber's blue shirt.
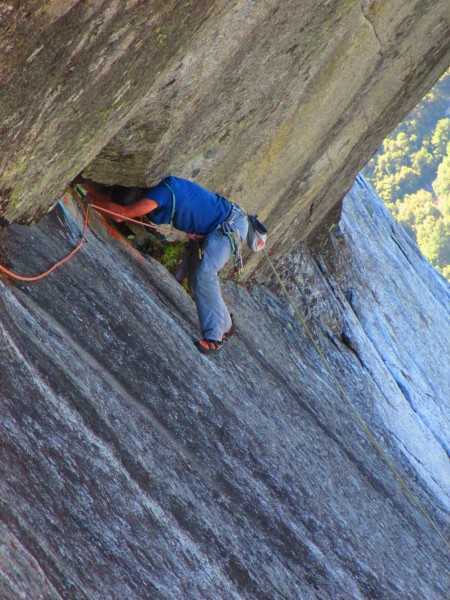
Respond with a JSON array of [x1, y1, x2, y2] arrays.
[[144, 176, 232, 234]]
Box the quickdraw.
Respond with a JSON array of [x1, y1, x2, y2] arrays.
[[221, 221, 244, 274]]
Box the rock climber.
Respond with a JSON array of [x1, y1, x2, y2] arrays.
[[80, 176, 248, 355]]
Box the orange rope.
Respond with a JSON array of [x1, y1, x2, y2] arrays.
[[0, 203, 91, 282], [0, 196, 204, 284], [89, 203, 205, 240]]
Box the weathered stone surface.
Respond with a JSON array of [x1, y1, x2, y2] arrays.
[[1, 1, 450, 266], [272, 175, 450, 508], [1, 179, 448, 598], [0, 0, 217, 222]]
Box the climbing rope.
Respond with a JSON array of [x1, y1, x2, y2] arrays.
[[71, 183, 203, 241], [88, 202, 200, 240], [0, 183, 447, 550], [0, 201, 91, 282], [0, 184, 205, 284], [262, 247, 450, 551]]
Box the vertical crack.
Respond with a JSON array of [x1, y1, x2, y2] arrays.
[[361, 4, 383, 54]]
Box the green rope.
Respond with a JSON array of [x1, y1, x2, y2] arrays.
[[262, 248, 450, 551], [161, 179, 176, 227]]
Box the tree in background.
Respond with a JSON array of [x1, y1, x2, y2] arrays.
[[433, 141, 450, 207], [364, 69, 450, 280]]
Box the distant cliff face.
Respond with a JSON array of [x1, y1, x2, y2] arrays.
[[1, 1, 449, 264], [271, 175, 450, 509], [1, 178, 448, 598]]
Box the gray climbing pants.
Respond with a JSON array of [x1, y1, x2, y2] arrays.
[[192, 205, 248, 341]]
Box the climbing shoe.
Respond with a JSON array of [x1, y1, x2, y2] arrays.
[[222, 314, 235, 341], [194, 339, 223, 355]]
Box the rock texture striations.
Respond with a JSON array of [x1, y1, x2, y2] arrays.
[[0, 178, 448, 598], [1, 1, 450, 597], [1, 1, 449, 263]]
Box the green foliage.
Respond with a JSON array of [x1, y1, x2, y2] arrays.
[[416, 218, 450, 268], [363, 69, 450, 280], [433, 142, 450, 204], [114, 220, 188, 285], [431, 118, 450, 159], [442, 265, 450, 280], [437, 192, 450, 220], [397, 190, 440, 226], [139, 234, 185, 275]]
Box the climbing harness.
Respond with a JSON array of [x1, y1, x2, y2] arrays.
[[78, 182, 246, 276], [1, 179, 447, 550], [262, 247, 450, 551], [221, 220, 244, 274]]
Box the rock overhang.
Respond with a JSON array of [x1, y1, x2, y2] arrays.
[[0, 0, 449, 273]]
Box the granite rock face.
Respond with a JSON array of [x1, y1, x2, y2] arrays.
[[272, 175, 450, 511], [1, 178, 449, 598], [1, 1, 450, 263]]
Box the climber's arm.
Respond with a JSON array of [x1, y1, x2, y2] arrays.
[[85, 188, 158, 222], [99, 198, 158, 222]]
